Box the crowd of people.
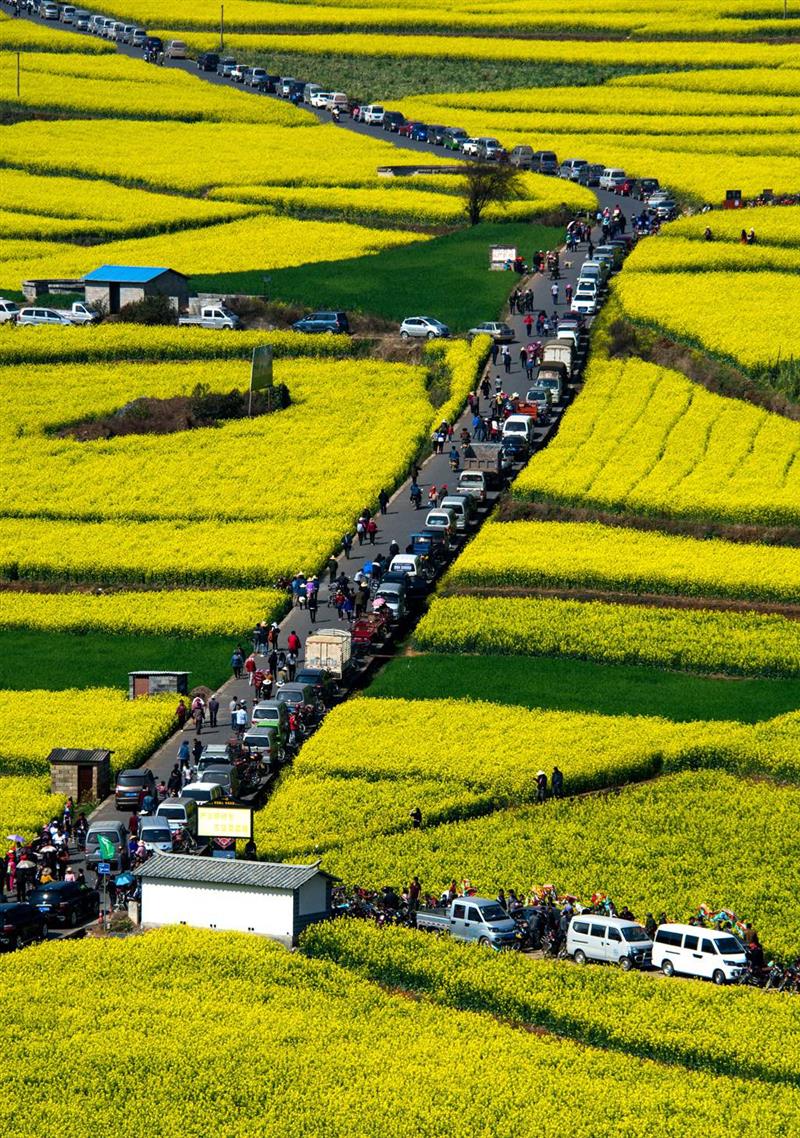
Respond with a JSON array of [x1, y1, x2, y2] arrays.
[[0, 806, 91, 901]]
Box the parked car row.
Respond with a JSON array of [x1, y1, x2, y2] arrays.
[[0, 300, 100, 326]]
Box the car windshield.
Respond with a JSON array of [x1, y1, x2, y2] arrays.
[[714, 935, 745, 954], [253, 708, 276, 719], [141, 827, 170, 841], [117, 774, 145, 786], [622, 926, 650, 943], [87, 831, 119, 844], [157, 806, 184, 820], [480, 904, 509, 923]]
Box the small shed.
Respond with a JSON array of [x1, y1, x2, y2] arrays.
[[49, 747, 112, 804], [135, 853, 333, 946], [128, 671, 190, 700], [83, 265, 189, 314]]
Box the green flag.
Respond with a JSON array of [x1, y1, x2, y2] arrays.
[[96, 835, 116, 861]]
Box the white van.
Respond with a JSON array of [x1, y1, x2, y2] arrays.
[[567, 915, 653, 971], [652, 923, 747, 985], [180, 782, 224, 806], [326, 92, 349, 111], [502, 414, 535, 446], [361, 104, 384, 125], [156, 797, 198, 836]]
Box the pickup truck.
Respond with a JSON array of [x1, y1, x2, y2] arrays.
[[516, 385, 552, 423], [178, 305, 241, 330], [67, 301, 101, 325], [416, 897, 521, 949]]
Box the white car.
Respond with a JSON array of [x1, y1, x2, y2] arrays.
[[17, 307, 74, 327], [460, 138, 482, 157], [0, 298, 20, 323], [59, 5, 76, 21], [570, 288, 598, 316], [310, 90, 332, 108], [360, 105, 385, 125], [399, 316, 449, 340], [165, 39, 187, 58]]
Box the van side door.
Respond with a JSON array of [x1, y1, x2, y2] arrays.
[[590, 921, 607, 962], [699, 936, 718, 978], [450, 901, 468, 939], [605, 924, 623, 962]]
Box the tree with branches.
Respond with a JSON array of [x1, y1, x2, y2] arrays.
[[460, 162, 526, 226]]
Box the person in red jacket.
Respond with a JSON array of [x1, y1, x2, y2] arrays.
[[287, 630, 301, 655]]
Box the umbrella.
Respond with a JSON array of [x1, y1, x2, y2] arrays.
[[16, 859, 35, 870], [5, 835, 23, 843], [38, 844, 56, 854], [114, 872, 135, 887]]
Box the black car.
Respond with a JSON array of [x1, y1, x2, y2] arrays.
[[382, 111, 406, 132], [294, 667, 339, 707], [500, 435, 531, 464], [142, 35, 162, 53], [426, 125, 449, 146], [0, 903, 47, 950], [292, 310, 350, 335], [27, 881, 100, 928], [637, 178, 660, 200], [380, 570, 431, 602], [196, 52, 220, 71]]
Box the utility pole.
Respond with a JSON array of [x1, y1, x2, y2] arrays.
[[220, 4, 224, 50]]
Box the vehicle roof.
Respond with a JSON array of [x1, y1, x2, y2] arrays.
[[572, 914, 648, 929], [657, 922, 743, 937], [86, 820, 126, 833], [157, 798, 196, 810]]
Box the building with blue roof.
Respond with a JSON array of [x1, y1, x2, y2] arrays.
[[84, 264, 189, 314]]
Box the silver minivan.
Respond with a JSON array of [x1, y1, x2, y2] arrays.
[[138, 815, 174, 853], [567, 915, 653, 971], [439, 494, 476, 533]]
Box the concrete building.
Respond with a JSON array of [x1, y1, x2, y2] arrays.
[[83, 265, 189, 314], [49, 747, 112, 803], [135, 853, 334, 946]]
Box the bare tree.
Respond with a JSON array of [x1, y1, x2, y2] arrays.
[[460, 162, 526, 226]]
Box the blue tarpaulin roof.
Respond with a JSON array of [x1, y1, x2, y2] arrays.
[[84, 265, 178, 284]]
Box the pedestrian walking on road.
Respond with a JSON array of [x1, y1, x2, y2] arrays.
[[287, 629, 301, 655], [491, 341, 499, 365], [480, 376, 491, 401], [523, 313, 533, 337], [178, 738, 190, 767], [229, 697, 238, 728], [501, 345, 511, 374], [327, 556, 338, 585], [231, 647, 244, 679], [356, 519, 366, 546], [550, 283, 559, 306], [175, 699, 187, 730], [378, 488, 389, 515], [367, 518, 378, 545], [286, 651, 298, 682], [234, 704, 249, 737], [245, 652, 257, 686], [208, 695, 219, 727], [428, 485, 437, 508], [342, 531, 353, 559], [565, 282, 573, 306], [307, 589, 318, 623]]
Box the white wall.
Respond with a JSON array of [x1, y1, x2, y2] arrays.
[[141, 880, 295, 941], [298, 875, 326, 916]]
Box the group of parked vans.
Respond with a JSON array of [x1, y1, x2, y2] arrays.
[[566, 916, 748, 984]]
